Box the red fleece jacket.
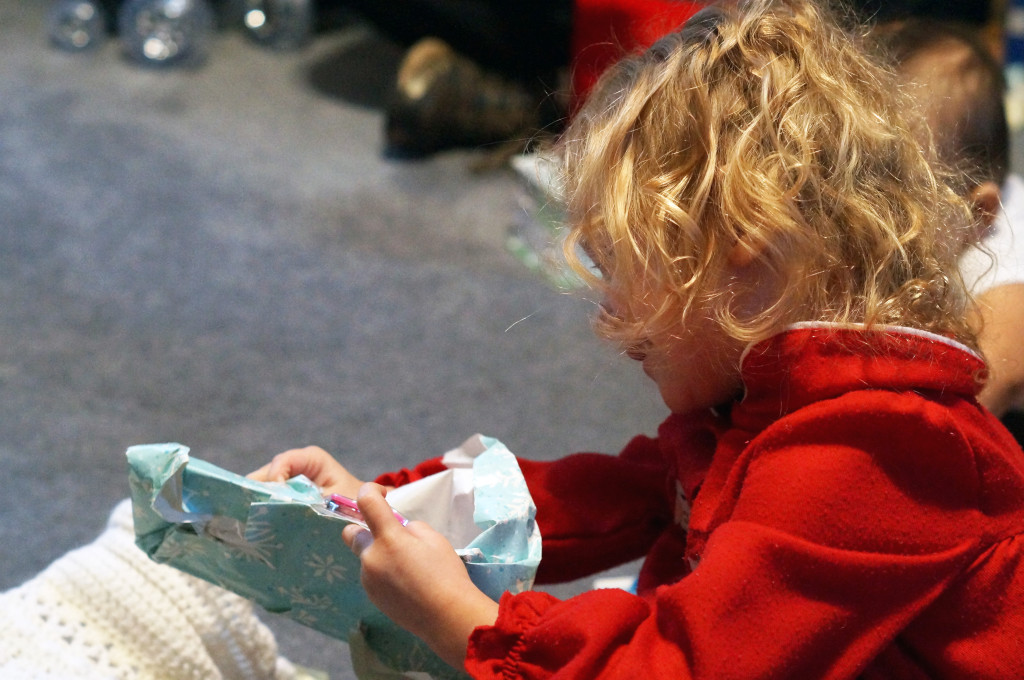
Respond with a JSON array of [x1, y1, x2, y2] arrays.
[[377, 324, 1024, 678]]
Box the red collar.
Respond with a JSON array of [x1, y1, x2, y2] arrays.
[[656, 324, 985, 501], [733, 324, 985, 432]]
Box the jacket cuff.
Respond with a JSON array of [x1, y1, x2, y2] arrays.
[[465, 591, 560, 678]]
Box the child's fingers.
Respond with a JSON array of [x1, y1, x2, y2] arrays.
[[342, 523, 373, 556], [248, 457, 296, 482], [248, 446, 339, 484], [246, 462, 273, 481], [246, 451, 301, 482], [356, 483, 403, 537]]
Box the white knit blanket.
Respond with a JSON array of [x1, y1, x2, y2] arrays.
[[0, 500, 298, 680]]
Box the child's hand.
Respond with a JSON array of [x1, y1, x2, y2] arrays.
[[343, 483, 500, 669], [248, 446, 365, 498]]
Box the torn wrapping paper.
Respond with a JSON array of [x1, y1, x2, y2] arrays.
[[126, 435, 541, 680]]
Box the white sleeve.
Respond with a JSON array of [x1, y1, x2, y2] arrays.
[[960, 173, 1024, 293]]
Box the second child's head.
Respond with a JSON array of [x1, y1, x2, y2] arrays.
[[559, 0, 979, 410], [872, 18, 1009, 228]]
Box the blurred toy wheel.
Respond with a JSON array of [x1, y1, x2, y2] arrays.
[[240, 0, 313, 50], [118, 0, 215, 67], [47, 0, 108, 51]]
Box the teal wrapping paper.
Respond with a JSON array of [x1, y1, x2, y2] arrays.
[[126, 435, 541, 679]]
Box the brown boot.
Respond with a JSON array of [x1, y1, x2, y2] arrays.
[[385, 37, 546, 158]]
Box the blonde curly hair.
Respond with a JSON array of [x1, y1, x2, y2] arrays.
[[560, 0, 979, 352]]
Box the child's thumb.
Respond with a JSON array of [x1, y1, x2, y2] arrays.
[[356, 483, 399, 535]]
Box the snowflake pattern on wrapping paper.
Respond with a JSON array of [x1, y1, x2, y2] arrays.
[[511, 577, 532, 594], [275, 586, 334, 611], [304, 553, 348, 583], [222, 508, 283, 568], [472, 442, 534, 519], [291, 607, 336, 628], [403, 640, 436, 671], [129, 470, 153, 495], [127, 437, 539, 679], [155, 533, 209, 562]]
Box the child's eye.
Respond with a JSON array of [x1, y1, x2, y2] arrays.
[[599, 299, 620, 319]]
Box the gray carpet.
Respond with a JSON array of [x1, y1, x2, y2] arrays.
[[0, 2, 665, 676]]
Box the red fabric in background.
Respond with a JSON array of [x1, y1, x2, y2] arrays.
[[570, 0, 707, 110]]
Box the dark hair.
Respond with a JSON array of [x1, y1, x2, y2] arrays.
[[874, 19, 1009, 187], [851, 0, 993, 26]]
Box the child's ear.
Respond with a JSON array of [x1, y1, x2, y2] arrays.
[[970, 181, 1001, 230]]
